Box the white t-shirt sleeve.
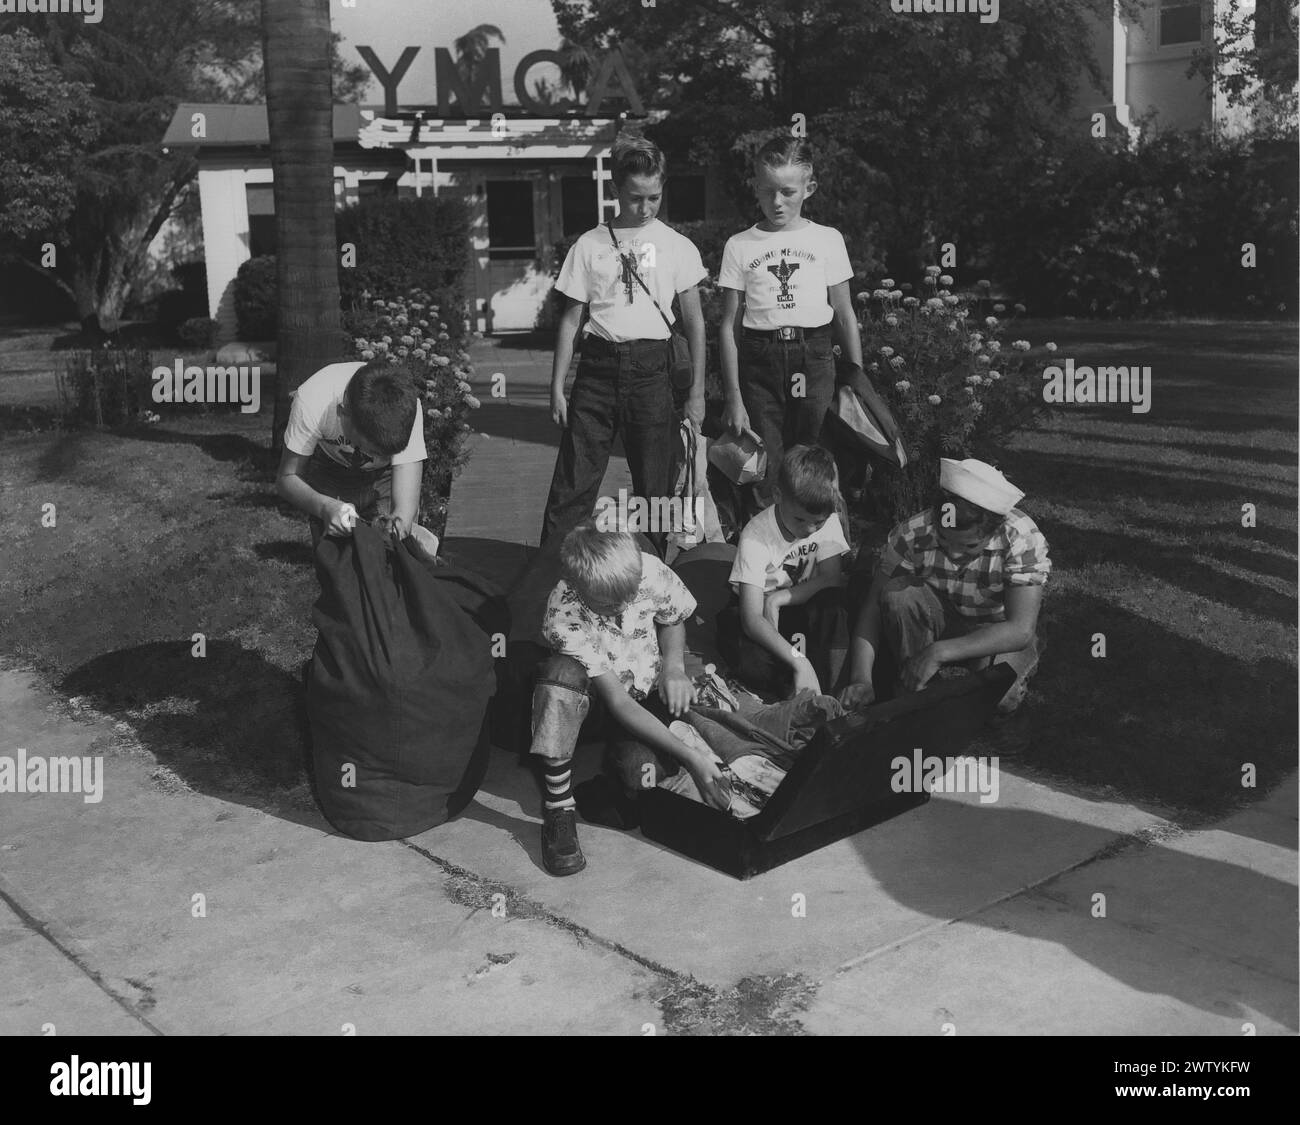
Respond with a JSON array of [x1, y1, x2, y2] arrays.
[[389, 399, 427, 466], [674, 234, 708, 294], [815, 513, 850, 561], [283, 374, 326, 457], [717, 235, 746, 292], [555, 238, 591, 304], [824, 227, 853, 287], [728, 522, 774, 589]]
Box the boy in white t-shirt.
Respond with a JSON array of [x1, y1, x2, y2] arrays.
[[718, 445, 851, 698], [717, 138, 864, 512], [275, 360, 426, 546], [540, 136, 709, 556]]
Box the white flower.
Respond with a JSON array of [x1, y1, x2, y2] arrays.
[[457, 379, 472, 394], [890, 355, 905, 369], [1012, 339, 1031, 351], [993, 303, 1006, 313], [464, 395, 482, 410], [943, 295, 959, 306], [868, 362, 881, 373], [881, 277, 895, 288], [955, 309, 969, 320], [925, 265, 941, 276], [361, 350, 376, 360], [946, 321, 959, 332], [895, 380, 911, 392], [885, 315, 899, 327], [855, 291, 872, 304], [1014, 303, 1026, 313], [986, 340, 1001, 352], [988, 370, 1002, 380], [977, 354, 991, 365], [1045, 342, 1058, 352], [940, 274, 954, 286], [872, 288, 888, 300], [880, 346, 895, 357], [927, 394, 942, 405], [967, 374, 982, 385], [381, 335, 393, 344], [984, 316, 998, 327], [923, 274, 937, 286], [966, 386, 977, 395], [890, 289, 903, 300], [926, 297, 945, 310], [902, 296, 919, 308]]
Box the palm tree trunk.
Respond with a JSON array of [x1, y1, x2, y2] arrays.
[[262, 0, 342, 456]]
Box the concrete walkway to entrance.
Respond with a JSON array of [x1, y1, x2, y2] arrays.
[[1, 337, 1295, 1036]]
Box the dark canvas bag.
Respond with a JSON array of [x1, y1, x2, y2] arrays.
[[307, 522, 507, 841]]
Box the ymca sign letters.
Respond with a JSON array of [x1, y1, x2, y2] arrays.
[[357, 45, 645, 118]]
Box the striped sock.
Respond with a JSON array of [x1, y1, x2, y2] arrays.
[[542, 759, 575, 811]]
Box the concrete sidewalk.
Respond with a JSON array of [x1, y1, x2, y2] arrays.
[[1, 337, 1295, 1036]]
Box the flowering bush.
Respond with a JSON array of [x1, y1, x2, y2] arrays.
[[855, 270, 1049, 524], [344, 287, 480, 537]]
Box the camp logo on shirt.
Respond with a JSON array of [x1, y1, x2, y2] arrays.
[[780, 541, 819, 586], [747, 247, 818, 311], [323, 434, 377, 470]]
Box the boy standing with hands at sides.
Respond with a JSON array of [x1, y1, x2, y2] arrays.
[[540, 136, 709, 555], [529, 520, 730, 876], [718, 445, 851, 699], [718, 137, 863, 513]]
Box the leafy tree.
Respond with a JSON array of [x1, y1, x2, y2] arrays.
[[454, 23, 505, 86], [552, 0, 1120, 282], [0, 30, 98, 242], [1192, 0, 1299, 137], [0, 0, 367, 335]]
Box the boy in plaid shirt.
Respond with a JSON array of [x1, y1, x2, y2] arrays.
[[840, 458, 1050, 713]]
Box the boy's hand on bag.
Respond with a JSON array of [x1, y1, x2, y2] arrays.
[[686, 752, 730, 812], [721, 397, 753, 440], [838, 681, 875, 711], [322, 499, 358, 538], [900, 646, 943, 693], [550, 386, 568, 428], [658, 667, 695, 716]]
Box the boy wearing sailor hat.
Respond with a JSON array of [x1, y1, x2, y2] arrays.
[[840, 457, 1050, 714]]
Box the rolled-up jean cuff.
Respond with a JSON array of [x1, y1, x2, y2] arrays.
[[529, 670, 592, 762]]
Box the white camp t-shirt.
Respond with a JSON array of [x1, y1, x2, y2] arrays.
[[718, 220, 853, 330], [557, 219, 707, 343], [729, 507, 850, 593], [283, 361, 426, 470]]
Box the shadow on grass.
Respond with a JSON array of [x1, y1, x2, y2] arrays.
[[34, 426, 274, 483], [1044, 523, 1296, 622], [1011, 591, 1295, 816], [254, 540, 314, 567], [59, 639, 328, 831]]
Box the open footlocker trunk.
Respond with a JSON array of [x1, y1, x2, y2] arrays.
[[637, 664, 1015, 878]]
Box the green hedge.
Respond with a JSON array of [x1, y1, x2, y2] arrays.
[[233, 195, 474, 339]]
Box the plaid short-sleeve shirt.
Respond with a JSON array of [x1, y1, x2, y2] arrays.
[[878, 507, 1051, 621]]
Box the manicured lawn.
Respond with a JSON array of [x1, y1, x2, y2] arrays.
[[0, 319, 1294, 821]]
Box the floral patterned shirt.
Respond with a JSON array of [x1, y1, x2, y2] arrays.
[[543, 553, 697, 700]]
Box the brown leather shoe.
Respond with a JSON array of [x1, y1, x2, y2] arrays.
[[541, 807, 586, 876]]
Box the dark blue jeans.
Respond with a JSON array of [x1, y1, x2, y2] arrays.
[[739, 327, 837, 512], [540, 336, 678, 554]]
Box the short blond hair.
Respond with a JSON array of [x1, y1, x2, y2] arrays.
[[559, 520, 643, 608]]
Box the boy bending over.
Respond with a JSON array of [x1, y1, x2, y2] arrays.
[[530, 520, 728, 876], [840, 457, 1050, 713], [276, 360, 424, 545]]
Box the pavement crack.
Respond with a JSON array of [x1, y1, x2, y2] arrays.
[[397, 840, 818, 1034], [0, 882, 164, 1035]]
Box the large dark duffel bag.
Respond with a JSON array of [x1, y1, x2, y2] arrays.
[[307, 522, 508, 842]]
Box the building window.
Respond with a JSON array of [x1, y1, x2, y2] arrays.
[[561, 176, 597, 236], [246, 185, 276, 257], [667, 174, 707, 223], [487, 180, 536, 259], [1159, 1, 1203, 46], [358, 177, 398, 200]]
